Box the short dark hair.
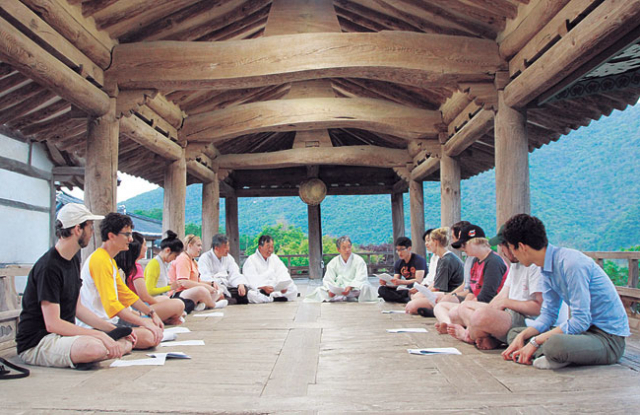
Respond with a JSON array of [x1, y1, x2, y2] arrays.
[[395, 236, 412, 248], [258, 235, 273, 246], [160, 230, 183, 253], [211, 233, 228, 249], [115, 231, 145, 280], [451, 221, 471, 239], [422, 228, 434, 240], [100, 212, 133, 242], [502, 214, 548, 251], [55, 219, 88, 238]]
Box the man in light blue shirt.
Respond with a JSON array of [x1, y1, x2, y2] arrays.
[[501, 214, 629, 370]]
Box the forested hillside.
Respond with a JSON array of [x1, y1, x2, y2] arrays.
[[124, 102, 640, 251]]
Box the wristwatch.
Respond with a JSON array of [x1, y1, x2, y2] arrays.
[[529, 336, 540, 348], [146, 309, 156, 317]]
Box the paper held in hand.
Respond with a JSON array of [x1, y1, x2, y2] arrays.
[[413, 283, 438, 304], [274, 280, 290, 292], [326, 283, 345, 295], [375, 273, 396, 287]]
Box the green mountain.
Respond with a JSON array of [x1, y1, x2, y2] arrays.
[[123, 102, 640, 251]]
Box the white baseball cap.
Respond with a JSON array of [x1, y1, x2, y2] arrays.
[[57, 203, 105, 228]]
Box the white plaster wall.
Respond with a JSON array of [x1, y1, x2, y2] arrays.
[[0, 134, 53, 293]]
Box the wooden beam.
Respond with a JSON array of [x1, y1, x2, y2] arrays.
[[0, 0, 104, 85], [21, 0, 114, 69], [499, 0, 572, 60], [444, 108, 494, 157], [163, 154, 186, 240], [186, 160, 216, 183], [504, 0, 640, 108], [119, 114, 182, 161], [0, 16, 110, 116], [201, 177, 219, 252], [146, 93, 185, 129], [409, 180, 426, 258], [410, 156, 440, 181], [216, 146, 411, 170], [115, 89, 157, 118], [109, 32, 503, 90], [183, 97, 442, 143]]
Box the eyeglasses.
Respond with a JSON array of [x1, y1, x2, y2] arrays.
[[119, 232, 133, 238], [395, 247, 407, 252]]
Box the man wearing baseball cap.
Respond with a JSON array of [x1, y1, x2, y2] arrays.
[[16, 203, 132, 368]]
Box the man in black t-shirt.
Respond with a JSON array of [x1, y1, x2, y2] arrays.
[[378, 236, 427, 303], [16, 203, 130, 368]]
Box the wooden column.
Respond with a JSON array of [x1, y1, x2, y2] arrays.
[[495, 90, 530, 229], [391, 192, 405, 262], [440, 153, 461, 228], [84, 98, 118, 254], [202, 177, 220, 252], [409, 180, 426, 258], [225, 196, 240, 262], [308, 204, 323, 279], [162, 152, 186, 240]]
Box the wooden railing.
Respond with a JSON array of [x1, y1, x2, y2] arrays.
[[583, 251, 640, 288]]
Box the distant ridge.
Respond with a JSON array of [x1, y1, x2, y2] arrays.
[[123, 103, 640, 251]]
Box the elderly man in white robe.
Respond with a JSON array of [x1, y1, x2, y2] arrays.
[[305, 235, 377, 303], [243, 235, 299, 303], [198, 233, 263, 305]]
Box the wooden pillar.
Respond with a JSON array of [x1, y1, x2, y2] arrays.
[[84, 98, 118, 254], [308, 204, 323, 279], [409, 180, 426, 258], [440, 153, 461, 228], [495, 90, 530, 229], [391, 192, 405, 262], [202, 177, 220, 252], [225, 195, 240, 262], [162, 151, 186, 240]]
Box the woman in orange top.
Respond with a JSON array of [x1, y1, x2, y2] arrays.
[[169, 235, 227, 311]]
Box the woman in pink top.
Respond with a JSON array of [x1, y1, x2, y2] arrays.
[[115, 232, 185, 325], [169, 235, 227, 311]]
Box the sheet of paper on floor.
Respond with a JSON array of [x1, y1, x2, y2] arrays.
[[407, 347, 461, 355], [387, 328, 428, 333], [159, 340, 205, 347]]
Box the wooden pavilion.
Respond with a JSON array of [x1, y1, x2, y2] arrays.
[[1, 0, 640, 279]]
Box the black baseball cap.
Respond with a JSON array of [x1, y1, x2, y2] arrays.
[[488, 224, 506, 246], [451, 224, 486, 249]]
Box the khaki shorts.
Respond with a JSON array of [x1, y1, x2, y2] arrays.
[[495, 309, 527, 344], [19, 333, 81, 368]]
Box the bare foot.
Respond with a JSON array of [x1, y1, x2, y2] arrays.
[[475, 336, 500, 350], [435, 322, 448, 334], [447, 323, 472, 343]]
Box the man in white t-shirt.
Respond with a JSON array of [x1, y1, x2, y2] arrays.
[[447, 225, 543, 349]]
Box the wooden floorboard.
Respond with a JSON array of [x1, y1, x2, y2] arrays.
[[2, 279, 640, 414]]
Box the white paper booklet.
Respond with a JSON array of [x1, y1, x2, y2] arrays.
[[387, 328, 428, 333], [274, 280, 290, 292], [147, 352, 191, 360], [413, 283, 438, 304], [161, 331, 177, 342], [326, 283, 344, 295], [159, 340, 205, 347], [375, 273, 396, 287], [164, 327, 191, 334], [407, 347, 461, 356], [194, 311, 224, 317], [381, 310, 406, 314]]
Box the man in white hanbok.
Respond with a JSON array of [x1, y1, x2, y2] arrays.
[[305, 236, 377, 303], [242, 235, 299, 302], [198, 234, 259, 304]]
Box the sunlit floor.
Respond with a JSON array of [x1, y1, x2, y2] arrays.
[[3, 278, 640, 414]]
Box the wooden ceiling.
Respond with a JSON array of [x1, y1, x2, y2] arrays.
[[1, 0, 639, 194]]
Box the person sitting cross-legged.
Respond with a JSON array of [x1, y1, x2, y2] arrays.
[[433, 224, 508, 335], [405, 227, 464, 316], [78, 213, 164, 350], [169, 234, 228, 310], [446, 225, 543, 349], [501, 214, 629, 370], [378, 236, 427, 303], [242, 235, 299, 303], [16, 204, 131, 368], [305, 236, 377, 303], [115, 232, 185, 325]]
